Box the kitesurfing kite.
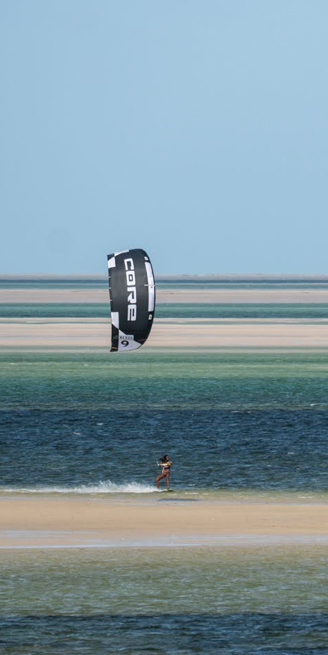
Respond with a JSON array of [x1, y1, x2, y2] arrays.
[[107, 249, 156, 352]]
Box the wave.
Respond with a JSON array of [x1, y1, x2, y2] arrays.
[[0, 481, 158, 495]]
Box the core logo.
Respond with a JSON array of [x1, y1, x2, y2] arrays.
[[124, 258, 137, 321]]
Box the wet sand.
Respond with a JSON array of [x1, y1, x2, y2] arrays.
[[0, 497, 328, 548], [0, 317, 328, 349]]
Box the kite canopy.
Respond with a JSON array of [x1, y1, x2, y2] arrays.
[[107, 249, 156, 352]]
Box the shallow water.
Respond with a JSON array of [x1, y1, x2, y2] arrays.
[[3, 302, 328, 318], [1, 546, 328, 653], [2, 276, 328, 288]]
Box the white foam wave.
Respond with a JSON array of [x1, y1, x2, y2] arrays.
[[0, 481, 158, 495]]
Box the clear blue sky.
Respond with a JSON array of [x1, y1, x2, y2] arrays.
[[0, 1, 327, 274]]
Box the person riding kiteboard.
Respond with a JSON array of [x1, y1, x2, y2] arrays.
[[156, 454, 172, 490]]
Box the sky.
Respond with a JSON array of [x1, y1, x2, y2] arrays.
[[0, 1, 327, 275]]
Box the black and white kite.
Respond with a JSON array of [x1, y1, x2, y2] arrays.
[[107, 249, 156, 352]]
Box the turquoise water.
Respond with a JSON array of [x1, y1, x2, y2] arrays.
[[1, 276, 328, 289], [2, 302, 328, 318], [1, 546, 327, 615], [1, 547, 328, 652]]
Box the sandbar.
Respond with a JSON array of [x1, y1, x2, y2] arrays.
[[1, 317, 328, 349], [1, 287, 328, 304], [1, 497, 328, 548]]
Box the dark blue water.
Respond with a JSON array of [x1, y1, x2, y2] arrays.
[[1, 613, 327, 654], [1, 407, 328, 492], [1, 351, 328, 493]]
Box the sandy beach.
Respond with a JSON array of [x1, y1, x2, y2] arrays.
[[0, 496, 328, 548], [1, 286, 328, 304], [1, 317, 328, 349]]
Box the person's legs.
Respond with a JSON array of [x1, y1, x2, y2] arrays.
[[156, 472, 165, 489]]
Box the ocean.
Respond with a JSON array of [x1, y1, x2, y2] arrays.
[[1, 350, 328, 495], [1, 277, 328, 652], [1, 546, 328, 653], [2, 301, 328, 318]]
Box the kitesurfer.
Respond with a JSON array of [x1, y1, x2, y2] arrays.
[[156, 454, 172, 490]]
